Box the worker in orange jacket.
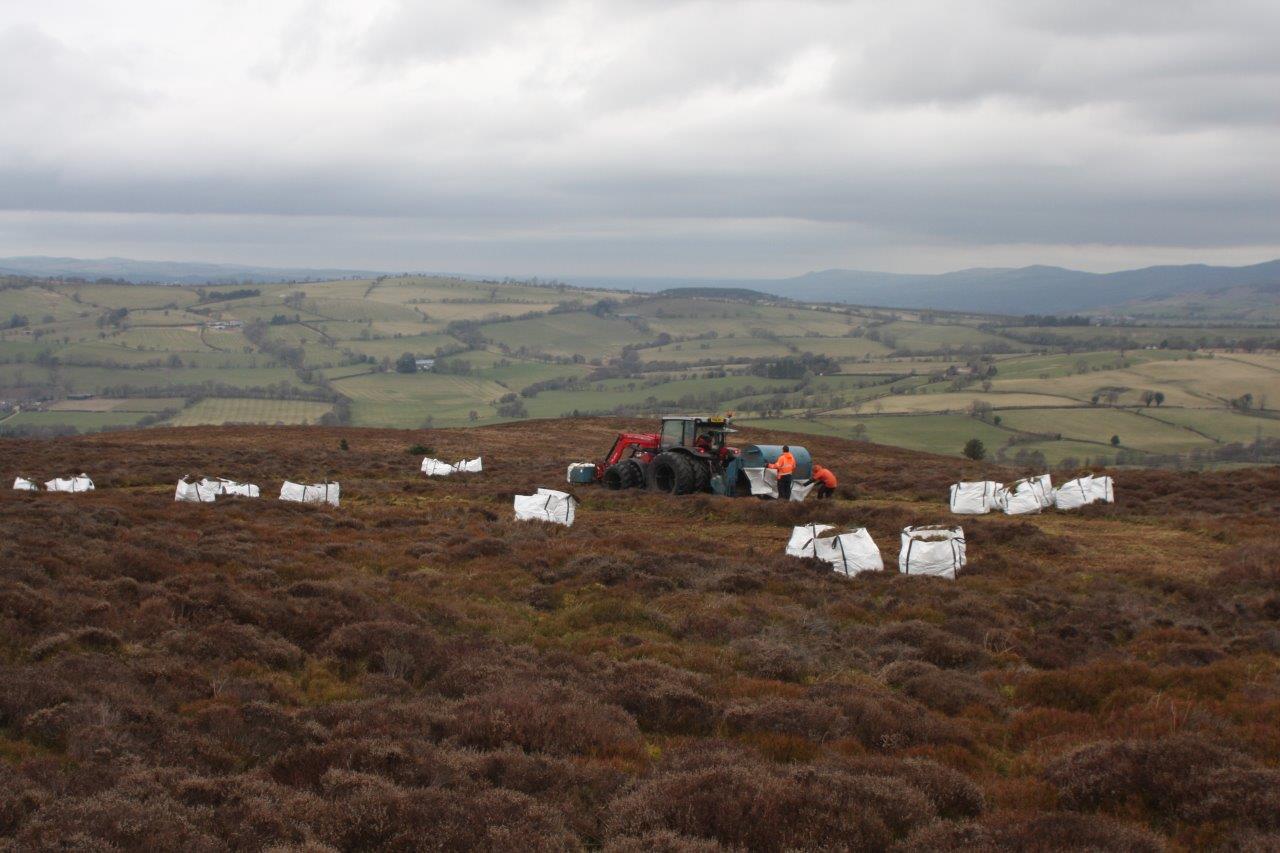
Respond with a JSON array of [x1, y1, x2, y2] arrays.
[[767, 445, 797, 500], [811, 463, 837, 500]]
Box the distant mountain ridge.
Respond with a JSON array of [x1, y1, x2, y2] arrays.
[[5, 254, 1280, 317], [0, 256, 383, 285], [568, 260, 1280, 316], [776, 260, 1280, 315]]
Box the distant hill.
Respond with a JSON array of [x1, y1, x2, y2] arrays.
[[657, 286, 780, 302], [573, 260, 1280, 317], [0, 256, 385, 285], [8, 255, 1280, 317], [1106, 281, 1280, 322], [776, 260, 1280, 315]]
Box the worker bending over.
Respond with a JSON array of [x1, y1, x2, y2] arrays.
[[811, 463, 837, 500], [768, 445, 797, 500]]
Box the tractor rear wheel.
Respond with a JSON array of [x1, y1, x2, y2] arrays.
[[653, 452, 697, 495], [603, 461, 643, 490], [691, 458, 711, 493]]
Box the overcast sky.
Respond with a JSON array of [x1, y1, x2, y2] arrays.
[[2, 0, 1278, 277]]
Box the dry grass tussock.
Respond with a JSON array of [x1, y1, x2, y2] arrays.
[[0, 419, 1278, 849]]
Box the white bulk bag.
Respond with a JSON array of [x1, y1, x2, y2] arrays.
[[1090, 475, 1114, 504], [205, 478, 260, 498], [421, 457, 455, 476], [456, 457, 483, 473], [790, 479, 817, 502], [198, 478, 225, 496], [46, 474, 94, 493], [1002, 478, 1043, 515], [280, 481, 340, 507], [786, 523, 836, 558], [1053, 476, 1094, 510], [1033, 474, 1054, 508], [744, 467, 778, 498], [13, 477, 38, 491], [815, 529, 884, 577], [514, 488, 576, 527], [949, 481, 1004, 514], [899, 526, 966, 580], [175, 479, 217, 503]]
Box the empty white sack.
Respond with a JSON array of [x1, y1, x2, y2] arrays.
[[743, 467, 778, 498], [899, 525, 966, 580], [175, 479, 217, 502], [514, 488, 576, 526], [421, 458, 455, 476], [198, 478, 261, 498], [422, 457, 483, 476], [789, 479, 817, 502], [280, 481, 340, 507], [45, 474, 94, 493]]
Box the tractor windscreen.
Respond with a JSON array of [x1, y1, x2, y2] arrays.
[[661, 419, 687, 448]]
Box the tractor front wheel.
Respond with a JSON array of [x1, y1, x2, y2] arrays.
[[603, 461, 643, 490], [652, 452, 697, 495]]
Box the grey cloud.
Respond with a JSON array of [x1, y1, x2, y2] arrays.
[[0, 24, 148, 134], [834, 0, 1280, 129], [1, 0, 1278, 276]]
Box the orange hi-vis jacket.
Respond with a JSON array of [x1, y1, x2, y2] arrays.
[[769, 451, 797, 476], [812, 465, 837, 488]]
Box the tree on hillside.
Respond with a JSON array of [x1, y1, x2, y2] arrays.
[[395, 353, 417, 374], [1111, 435, 1121, 446], [1154, 391, 1165, 406], [963, 438, 986, 461]]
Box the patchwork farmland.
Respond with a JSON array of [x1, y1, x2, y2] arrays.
[[2, 274, 1278, 468]]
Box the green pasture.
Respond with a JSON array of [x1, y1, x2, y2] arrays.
[[65, 284, 199, 310], [167, 398, 333, 426], [331, 372, 511, 427], [0, 286, 86, 323], [998, 407, 1215, 454], [480, 313, 651, 360], [739, 413, 1012, 459], [340, 333, 462, 360], [518, 374, 798, 419], [634, 336, 792, 364], [1142, 408, 1280, 445], [0, 410, 150, 432], [879, 320, 1027, 352]]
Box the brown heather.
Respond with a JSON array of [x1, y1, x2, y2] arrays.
[[0, 418, 1278, 850]]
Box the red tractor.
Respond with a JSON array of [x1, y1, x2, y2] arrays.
[[597, 415, 741, 495]]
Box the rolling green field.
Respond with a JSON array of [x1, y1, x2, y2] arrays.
[[166, 398, 333, 426], [0, 410, 152, 431], [2, 274, 1277, 466]]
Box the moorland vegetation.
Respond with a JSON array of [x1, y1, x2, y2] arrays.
[[1, 419, 1278, 849]]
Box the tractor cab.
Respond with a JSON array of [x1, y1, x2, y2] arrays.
[[660, 416, 738, 458]]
